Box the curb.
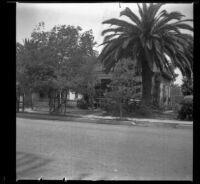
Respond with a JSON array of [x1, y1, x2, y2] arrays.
[[80, 116, 193, 129], [16, 112, 193, 129], [127, 120, 193, 129]]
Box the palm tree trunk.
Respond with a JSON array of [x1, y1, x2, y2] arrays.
[[141, 57, 153, 106], [152, 73, 161, 108]]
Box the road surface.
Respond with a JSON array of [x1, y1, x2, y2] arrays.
[[17, 118, 193, 180]]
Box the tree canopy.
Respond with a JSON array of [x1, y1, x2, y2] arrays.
[[99, 3, 193, 105], [16, 22, 98, 96]]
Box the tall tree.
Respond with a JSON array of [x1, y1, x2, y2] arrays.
[[99, 3, 193, 106], [72, 56, 99, 110], [16, 22, 98, 112], [106, 58, 139, 118]]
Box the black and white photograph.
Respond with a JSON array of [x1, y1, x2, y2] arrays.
[[16, 2, 193, 180]]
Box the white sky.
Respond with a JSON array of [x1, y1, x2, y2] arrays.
[[16, 3, 193, 85]]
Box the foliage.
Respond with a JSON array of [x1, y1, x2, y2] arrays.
[[129, 102, 152, 117], [181, 77, 193, 96], [17, 22, 98, 93], [101, 58, 141, 117], [77, 99, 89, 109], [72, 56, 99, 109], [101, 96, 152, 118], [16, 22, 98, 113], [99, 3, 193, 105], [177, 97, 193, 121]]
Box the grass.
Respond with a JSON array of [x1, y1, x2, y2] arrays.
[[22, 106, 178, 121], [102, 109, 178, 120]]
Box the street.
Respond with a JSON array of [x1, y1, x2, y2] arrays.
[[17, 118, 193, 180]]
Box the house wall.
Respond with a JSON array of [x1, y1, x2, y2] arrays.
[[32, 90, 83, 101], [68, 91, 83, 100], [170, 86, 184, 108]]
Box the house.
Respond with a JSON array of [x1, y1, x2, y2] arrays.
[[30, 90, 82, 109], [19, 56, 173, 110], [95, 57, 173, 108]]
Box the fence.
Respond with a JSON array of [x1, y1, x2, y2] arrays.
[[32, 99, 78, 112]]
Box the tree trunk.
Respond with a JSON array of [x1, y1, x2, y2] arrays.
[[141, 56, 154, 106], [152, 73, 161, 108]]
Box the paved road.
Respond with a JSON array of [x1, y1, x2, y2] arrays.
[[17, 118, 193, 180]]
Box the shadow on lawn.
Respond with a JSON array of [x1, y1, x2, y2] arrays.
[[17, 151, 52, 179]]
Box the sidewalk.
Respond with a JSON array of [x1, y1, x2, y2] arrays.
[[16, 108, 193, 129], [81, 114, 193, 127]]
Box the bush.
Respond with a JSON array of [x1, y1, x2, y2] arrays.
[[127, 102, 153, 117], [101, 98, 119, 115], [77, 99, 89, 109], [101, 97, 153, 118], [177, 96, 193, 121]]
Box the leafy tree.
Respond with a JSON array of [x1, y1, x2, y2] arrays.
[[72, 56, 99, 110], [103, 58, 138, 118], [99, 3, 193, 106], [16, 22, 98, 113], [79, 30, 98, 56]]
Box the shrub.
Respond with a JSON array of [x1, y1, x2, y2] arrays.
[[129, 103, 153, 117], [181, 77, 193, 96], [101, 97, 153, 118], [177, 96, 193, 121], [77, 99, 89, 109], [101, 97, 119, 115]]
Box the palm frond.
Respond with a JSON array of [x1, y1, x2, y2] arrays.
[[142, 3, 148, 15], [137, 3, 144, 20], [176, 52, 192, 72], [103, 33, 122, 43], [174, 23, 193, 31], [154, 11, 185, 31], [102, 18, 137, 30], [100, 37, 124, 59], [122, 36, 137, 49], [101, 27, 125, 36], [120, 7, 141, 28], [150, 3, 165, 18], [100, 3, 193, 79]]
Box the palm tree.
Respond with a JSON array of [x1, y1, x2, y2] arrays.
[[99, 3, 193, 106]]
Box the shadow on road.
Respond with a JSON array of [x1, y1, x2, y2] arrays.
[[17, 151, 52, 179]]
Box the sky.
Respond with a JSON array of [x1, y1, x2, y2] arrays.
[[16, 3, 193, 85]]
